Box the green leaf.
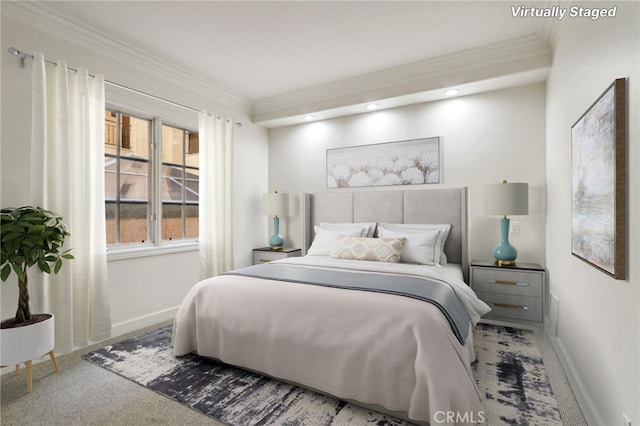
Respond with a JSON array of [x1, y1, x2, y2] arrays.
[[39, 260, 51, 274], [28, 224, 45, 234], [28, 248, 39, 263], [44, 218, 58, 227], [2, 232, 24, 243], [12, 263, 26, 281], [1, 264, 11, 281], [54, 258, 63, 274], [21, 216, 44, 223]]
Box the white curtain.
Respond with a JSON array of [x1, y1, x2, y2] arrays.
[[30, 53, 111, 353], [198, 112, 234, 278]]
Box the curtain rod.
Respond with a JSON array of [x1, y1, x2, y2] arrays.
[[7, 47, 242, 127]]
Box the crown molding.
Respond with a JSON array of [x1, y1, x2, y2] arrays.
[[538, 0, 567, 50], [253, 34, 551, 125], [2, 1, 252, 114], [3, 1, 554, 128]]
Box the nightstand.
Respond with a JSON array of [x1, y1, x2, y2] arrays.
[[470, 260, 545, 323], [252, 247, 301, 265]]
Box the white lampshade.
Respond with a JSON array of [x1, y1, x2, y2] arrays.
[[262, 191, 289, 217], [484, 181, 529, 216]]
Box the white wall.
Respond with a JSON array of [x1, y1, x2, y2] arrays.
[[1, 12, 269, 341], [545, 3, 639, 425], [268, 83, 547, 265]]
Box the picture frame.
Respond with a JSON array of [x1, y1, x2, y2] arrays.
[[326, 137, 441, 188], [571, 78, 626, 279]]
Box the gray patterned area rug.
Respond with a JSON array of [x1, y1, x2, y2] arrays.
[[473, 324, 562, 425], [82, 324, 562, 425]]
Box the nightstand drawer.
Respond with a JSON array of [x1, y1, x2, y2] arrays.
[[476, 291, 543, 322], [471, 268, 543, 298], [252, 248, 301, 264], [253, 251, 286, 264]]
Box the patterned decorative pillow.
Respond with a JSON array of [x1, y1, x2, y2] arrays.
[[330, 236, 405, 263]]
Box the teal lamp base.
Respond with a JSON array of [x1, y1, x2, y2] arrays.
[[493, 217, 517, 266], [269, 216, 284, 250]]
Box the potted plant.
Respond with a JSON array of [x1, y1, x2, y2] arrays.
[[1, 206, 73, 391]]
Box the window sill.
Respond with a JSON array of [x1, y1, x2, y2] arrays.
[[107, 241, 199, 262]]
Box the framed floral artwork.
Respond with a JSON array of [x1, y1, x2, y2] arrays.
[[326, 137, 441, 188]]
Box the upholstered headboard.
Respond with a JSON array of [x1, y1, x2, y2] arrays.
[[302, 187, 469, 281]]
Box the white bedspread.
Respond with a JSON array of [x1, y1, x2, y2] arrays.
[[172, 257, 490, 425]]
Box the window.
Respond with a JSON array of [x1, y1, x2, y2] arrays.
[[161, 124, 199, 241], [104, 109, 199, 247], [104, 111, 151, 245]]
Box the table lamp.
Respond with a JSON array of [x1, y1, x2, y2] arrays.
[[262, 190, 289, 250], [484, 180, 529, 266]]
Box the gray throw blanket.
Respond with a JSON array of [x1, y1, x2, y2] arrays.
[[224, 263, 471, 345]]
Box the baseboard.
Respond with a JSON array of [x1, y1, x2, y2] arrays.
[[110, 306, 179, 338], [546, 329, 603, 426]]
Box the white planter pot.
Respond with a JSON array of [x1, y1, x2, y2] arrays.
[[0, 314, 55, 366]]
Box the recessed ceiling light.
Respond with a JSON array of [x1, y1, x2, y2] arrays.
[[303, 115, 315, 121], [366, 103, 379, 110], [444, 89, 460, 96]]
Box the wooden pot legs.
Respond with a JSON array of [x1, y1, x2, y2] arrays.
[[2, 350, 59, 393]]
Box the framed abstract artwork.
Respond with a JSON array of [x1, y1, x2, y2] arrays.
[[326, 137, 441, 188], [571, 78, 626, 279]]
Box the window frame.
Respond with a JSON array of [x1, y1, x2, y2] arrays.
[[105, 106, 199, 259], [160, 122, 200, 242], [105, 110, 153, 247]]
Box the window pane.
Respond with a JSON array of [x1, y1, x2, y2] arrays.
[[126, 116, 150, 159], [161, 124, 199, 241], [105, 153, 117, 244], [104, 155, 118, 200], [104, 110, 151, 245], [161, 164, 184, 202], [105, 202, 116, 245], [120, 202, 149, 244], [162, 203, 182, 241], [120, 115, 150, 243], [185, 204, 199, 239], [185, 166, 199, 203], [120, 158, 149, 201]]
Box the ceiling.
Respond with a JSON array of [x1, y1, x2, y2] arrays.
[[28, 1, 553, 127]]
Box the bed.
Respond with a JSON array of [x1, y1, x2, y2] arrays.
[[173, 188, 491, 425]]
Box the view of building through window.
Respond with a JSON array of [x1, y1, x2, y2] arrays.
[[161, 124, 199, 241], [104, 110, 199, 245]]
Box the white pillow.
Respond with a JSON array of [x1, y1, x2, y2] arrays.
[[307, 226, 363, 256], [330, 236, 405, 263], [319, 222, 376, 237], [377, 228, 441, 265], [378, 223, 451, 265]]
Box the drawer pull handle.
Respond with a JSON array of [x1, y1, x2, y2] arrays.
[[486, 279, 529, 287], [492, 302, 529, 311], [258, 259, 272, 263]]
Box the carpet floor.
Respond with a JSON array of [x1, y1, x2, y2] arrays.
[[79, 323, 571, 425]]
